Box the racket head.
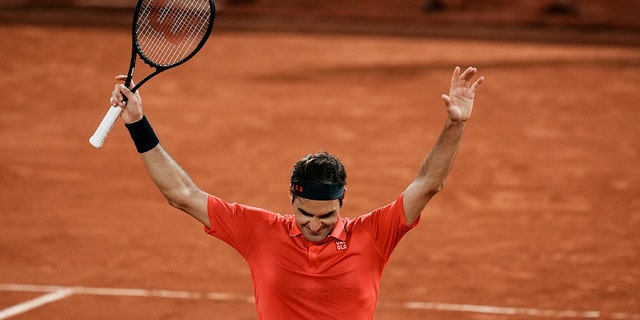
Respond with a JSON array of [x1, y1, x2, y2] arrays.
[[132, 0, 215, 73]]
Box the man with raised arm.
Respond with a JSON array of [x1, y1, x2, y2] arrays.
[[109, 66, 484, 319]]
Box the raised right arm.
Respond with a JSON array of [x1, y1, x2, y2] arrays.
[[112, 75, 210, 228], [140, 145, 210, 227]]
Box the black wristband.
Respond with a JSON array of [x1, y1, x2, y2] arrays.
[[125, 116, 159, 153]]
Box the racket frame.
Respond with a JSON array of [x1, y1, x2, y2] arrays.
[[89, 0, 215, 148]]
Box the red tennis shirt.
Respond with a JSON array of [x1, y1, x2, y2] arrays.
[[204, 193, 419, 320]]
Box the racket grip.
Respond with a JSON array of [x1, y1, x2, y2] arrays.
[[89, 105, 123, 148]]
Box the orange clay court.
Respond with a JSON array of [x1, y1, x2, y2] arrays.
[[0, 1, 639, 319]]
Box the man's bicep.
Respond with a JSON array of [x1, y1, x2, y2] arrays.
[[181, 189, 211, 228], [403, 181, 437, 226]]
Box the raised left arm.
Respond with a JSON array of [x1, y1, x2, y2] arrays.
[[403, 66, 484, 225]]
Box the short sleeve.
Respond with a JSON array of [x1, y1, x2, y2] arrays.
[[354, 193, 420, 261], [204, 195, 278, 257]]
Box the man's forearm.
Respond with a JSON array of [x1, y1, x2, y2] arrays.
[[141, 145, 194, 205], [403, 117, 466, 223], [126, 116, 198, 208], [124, 112, 209, 226], [416, 118, 466, 191]]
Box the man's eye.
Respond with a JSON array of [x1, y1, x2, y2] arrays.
[[319, 212, 334, 219]]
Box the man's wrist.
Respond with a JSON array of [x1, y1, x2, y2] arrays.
[[125, 115, 159, 153], [446, 117, 468, 126]]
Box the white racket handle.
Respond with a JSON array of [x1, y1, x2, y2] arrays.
[[89, 105, 123, 148]]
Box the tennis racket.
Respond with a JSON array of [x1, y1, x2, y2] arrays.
[[89, 0, 216, 148]]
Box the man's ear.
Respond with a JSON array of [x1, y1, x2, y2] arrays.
[[339, 188, 347, 207], [288, 185, 295, 203]]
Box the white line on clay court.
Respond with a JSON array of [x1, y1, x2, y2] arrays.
[[0, 283, 638, 319], [0, 287, 74, 319]]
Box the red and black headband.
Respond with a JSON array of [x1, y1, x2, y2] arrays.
[[290, 182, 345, 200]]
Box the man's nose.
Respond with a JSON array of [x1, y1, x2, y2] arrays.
[[309, 219, 323, 232]]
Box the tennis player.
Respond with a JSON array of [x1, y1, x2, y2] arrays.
[[110, 66, 484, 319]]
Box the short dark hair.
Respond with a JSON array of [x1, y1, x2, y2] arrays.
[[290, 151, 346, 203]]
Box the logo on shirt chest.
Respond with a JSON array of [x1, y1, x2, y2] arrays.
[[335, 240, 347, 251]]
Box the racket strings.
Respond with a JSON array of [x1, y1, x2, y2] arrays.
[[136, 0, 212, 67]]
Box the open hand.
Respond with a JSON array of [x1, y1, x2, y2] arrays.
[[441, 66, 484, 121]]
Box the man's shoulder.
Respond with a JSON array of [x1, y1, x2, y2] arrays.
[[344, 194, 406, 227]]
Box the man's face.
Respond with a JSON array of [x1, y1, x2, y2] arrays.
[[292, 197, 341, 243]]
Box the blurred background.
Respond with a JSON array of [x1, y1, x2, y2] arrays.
[[1, 1, 639, 319], [1, 0, 639, 38]]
